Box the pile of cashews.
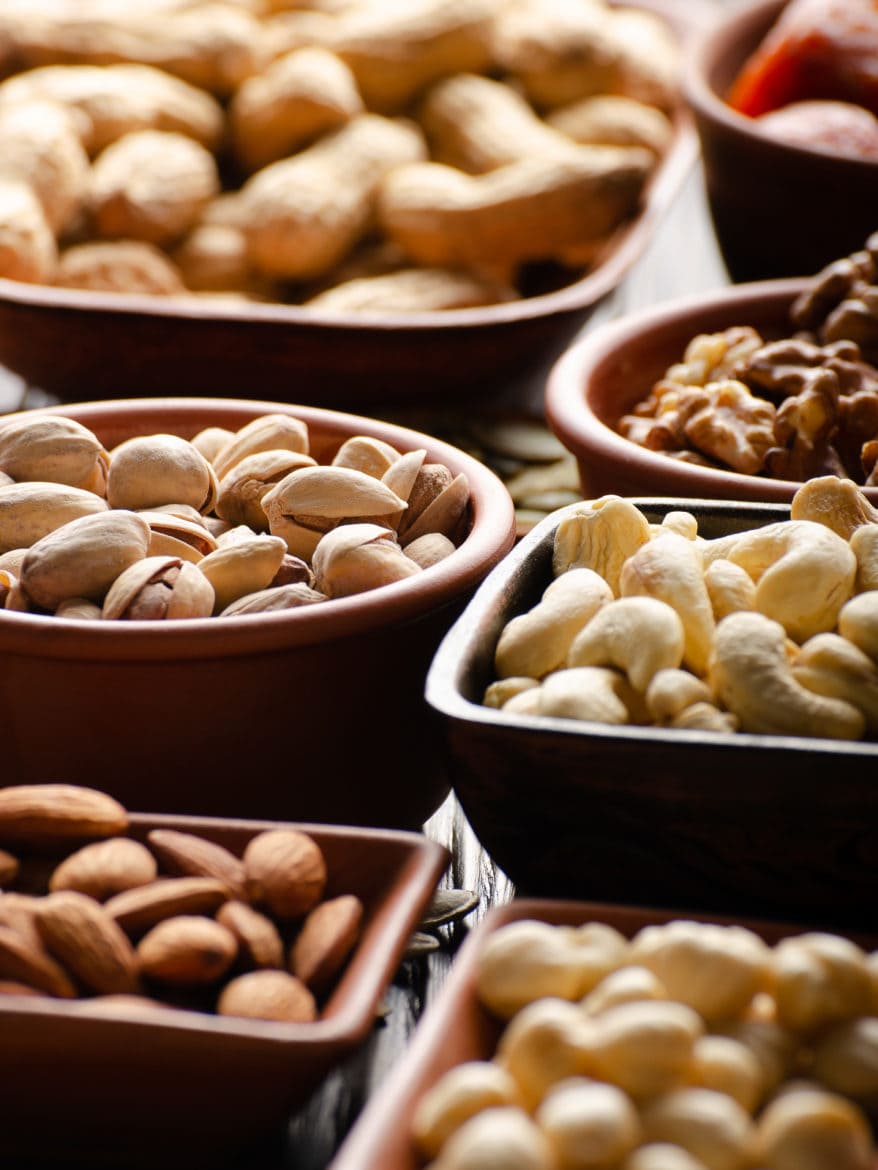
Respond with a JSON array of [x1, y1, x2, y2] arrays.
[[485, 476, 878, 741]]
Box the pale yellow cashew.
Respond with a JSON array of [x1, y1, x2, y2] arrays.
[[538, 666, 636, 725], [620, 531, 715, 677], [567, 596, 685, 691], [483, 676, 538, 709], [793, 632, 878, 734], [709, 611, 865, 739], [553, 495, 651, 595], [704, 558, 756, 622], [838, 591, 878, 662], [701, 520, 856, 643], [669, 702, 739, 734], [790, 475, 878, 541], [646, 668, 713, 723], [851, 525, 878, 593], [494, 566, 613, 679]]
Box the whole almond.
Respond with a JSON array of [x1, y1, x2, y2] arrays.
[[0, 892, 42, 950], [0, 979, 46, 996], [37, 891, 140, 995], [290, 894, 363, 993], [0, 848, 19, 886], [146, 829, 246, 899], [217, 969, 317, 1023], [216, 899, 284, 970], [49, 838, 157, 900], [105, 876, 231, 937], [0, 784, 128, 846], [0, 923, 76, 997], [243, 829, 326, 920], [137, 915, 238, 985]]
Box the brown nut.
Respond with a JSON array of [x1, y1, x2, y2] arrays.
[[146, 829, 247, 900], [0, 784, 128, 848], [216, 900, 285, 971], [0, 922, 77, 998], [217, 969, 317, 1023], [49, 838, 158, 901], [36, 891, 141, 996], [290, 893, 363, 992], [243, 829, 327, 920], [137, 915, 238, 985], [105, 876, 231, 938]]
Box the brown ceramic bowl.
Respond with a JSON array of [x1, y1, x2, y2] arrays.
[[0, 811, 448, 1167], [0, 0, 704, 409], [544, 277, 878, 504], [425, 498, 878, 928], [330, 898, 877, 1170], [0, 397, 516, 829], [684, 0, 878, 282]]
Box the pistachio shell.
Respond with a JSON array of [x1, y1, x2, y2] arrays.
[[190, 425, 234, 463], [198, 535, 287, 613], [212, 414, 310, 479], [331, 435, 401, 478], [219, 581, 326, 616], [0, 414, 109, 492], [103, 555, 215, 620], [215, 448, 317, 530], [0, 482, 109, 554], [312, 523, 421, 598], [404, 532, 456, 569], [138, 511, 219, 563], [55, 597, 103, 620], [400, 473, 470, 545], [107, 435, 219, 514]]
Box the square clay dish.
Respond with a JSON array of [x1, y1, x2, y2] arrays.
[[330, 897, 877, 1170], [425, 498, 878, 928], [0, 812, 449, 1167]]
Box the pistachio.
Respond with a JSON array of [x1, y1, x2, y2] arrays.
[[107, 434, 219, 514], [190, 425, 234, 463], [0, 482, 108, 554], [219, 581, 327, 616], [102, 555, 215, 620], [212, 414, 310, 479], [382, 448, 428, 529], [55, 597, 103, 621], [312, 523, 421, 598], [197, 535, 287, 613], [400, 472, 470, 546], [398, 462, 453, 537], [270, 553, 313, 587], [0, 550, 25, 576], [331, 435, 401, 478], [404, 532, 457, 569], [215, 448, 317, 531], [0, 568, 16, 608], [20, 510, 150, 611], [138, 510, 219, 563], [0, 414, 109, 493]]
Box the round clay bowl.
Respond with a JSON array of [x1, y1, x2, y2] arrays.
[[545, 277, 878, 505], [0, 397, 516, 829], [684, 0, 878, 282]]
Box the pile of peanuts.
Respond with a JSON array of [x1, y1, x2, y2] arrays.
[[0, 0, 679, 312], [412, 915, 878, 1170]]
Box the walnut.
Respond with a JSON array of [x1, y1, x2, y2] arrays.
[[664, 325, 764, 389], [790, 234, 878, 363], [763, 368, 844, 482], [677, 379, 776, 475]]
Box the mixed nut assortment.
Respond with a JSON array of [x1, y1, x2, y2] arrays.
[[619, 236, 878, 484], [0, 783, 362, 1021], [413, 915, 878, 1170], [0, 0, 679, 311], [487, 476, 878, 742], [0, 409, 470, 619]]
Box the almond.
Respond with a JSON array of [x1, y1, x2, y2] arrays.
[[0, 979, 46, 996], [0, 784, 128, 846], [0, 848, 19, 886], [217, 969, 317, 1023], [0, 923, 76, 997], [290, 893, 363, 993], [243, 829, 327, 920], [216, 899, 284, 970], [105, 876, 231, 937], [49, 837, 157, 900], [0, 892, 41, 950], [37, 891, 140, 995], [137, 915, 238, 985], [146, 828, 246, 899]]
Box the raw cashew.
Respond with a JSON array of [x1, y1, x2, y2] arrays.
[[494, 566, 613, 679], [429, 1106, 553, 1170], [709, 612, 865, 739], [535, 1077, 642, 1167], [850, 525, 878, 593], [701, 520, 856, 643], [553, 496, 652, 595], [754, 1086, 873, 1170], [495, 997, 593, 1108], [793, 633, 878, 734], [645, 670, 714, 723], [790, 475, 878, 541], [567, 596, 685, 692], [538, 665, 636, 725], [639, 1087, 756, 1170], [839, 592, 878, 662], [483, 676, 538, 709], [704, 559, 756, 622], [620, 531, 715, 676], [669, 702, 739, 734], [411, 1061, 522, 1159]]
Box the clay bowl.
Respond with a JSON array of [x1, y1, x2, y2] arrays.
[[0, 0, 704, 410], [545, 277, 878, 505], [425, 498, 878, 928], [684, 0, 878, 282], [0, 397, 516, 829], [331, 898, 877, 1170], [0, 811, 448, 1167]]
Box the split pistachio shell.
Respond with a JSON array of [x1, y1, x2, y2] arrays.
[[138, 511, 219, 563], [55, 597, 103, 620], [0, 481, 108, 554], [404, 532, 456, 569], [219, 581, 327, 616], [107, 434, 219, 514], [212, 414, 310, 479], [400, 472, 469, 546], [197, 535, 287, 613], [312, 523, 421, 598], [20, 510, 150, 610], [189, 425, 234, 463], [215, 448, 317, 530], [103, 555, 215, 620], [0, 414, 109, 492], [331, 435, 401, 478]]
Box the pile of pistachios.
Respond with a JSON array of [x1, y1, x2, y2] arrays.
[[0, 411, 470, 620]]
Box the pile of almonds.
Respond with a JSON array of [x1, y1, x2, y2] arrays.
[[0, 783, 363, 1022], [0, 409, 471, 619]]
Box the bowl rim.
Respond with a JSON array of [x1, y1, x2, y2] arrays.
[[425, 495, 878, 759], [683, 0, 878, 172], [0, 396, 516, 659]]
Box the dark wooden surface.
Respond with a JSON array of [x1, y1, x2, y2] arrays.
[[0, 138, 734, 1170]]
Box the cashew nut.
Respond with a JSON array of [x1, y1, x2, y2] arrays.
[[669, 702, 739, 734], [839, 591, 878, 662], [535, 1077, 642, 1167], [658, 510, 700, 540], [790, 475, 878, 541], [483, 677, 539, 709], [646, 669, 713, 723], [704, 559, 756, 622], [538, 666, 637, 725], [494, 566, 612, 679], [619, 531, 715, 676], [411, 1061, 522, 1160], [567, 596, 685, 691], [754, 1086, 873, 1170], [638, 1087, 757, 1170], [709, 612, 865, 739], [793, 632, 878, 734], [701, 521, 856, 643], [851, 525, 878, 593], [553, 495, 652, 595]]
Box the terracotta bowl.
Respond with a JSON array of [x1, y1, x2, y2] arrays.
[[425, 498, 878, 928], [544, 277, 878, 505], [0, 397, 516, 829], [684, 0, 878, 282], [0, 811, 448, 1167], [0, 0, 704, 409], [331, 898, 877, 1170]]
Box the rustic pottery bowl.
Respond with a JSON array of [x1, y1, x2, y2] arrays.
[[331, 898, 877, 1170], [0, 0, 704, 409], [684, 0, 878, 282], [545, 277, 878, 505], [0, 811, 448, 1167], [425, 498, 878, 928], [0, 397, 516, 829]]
